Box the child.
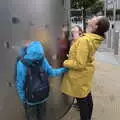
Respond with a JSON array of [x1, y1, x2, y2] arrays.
[[16, 41, 68, 120]]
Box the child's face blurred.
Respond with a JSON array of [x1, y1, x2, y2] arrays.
[[72, 26, 82, 40], [23, 40, 31, 47]]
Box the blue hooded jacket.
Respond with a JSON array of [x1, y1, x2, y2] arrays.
[[16, 41, 68, 104]]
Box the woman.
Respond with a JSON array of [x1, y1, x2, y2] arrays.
[[61, 16, 110, 120]]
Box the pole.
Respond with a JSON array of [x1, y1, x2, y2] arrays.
[[81, 7, 84, 30], [107, 29, 112, 48], [83, 7, 86, 32], [82, 0, 86, 32], [114, 31, 119, 55], [104, 0, 107, 16], [104, 0, 107, 44], [112, 0, 117, 49], [113, 0, 116, 24], [67, 0, 72, 41]]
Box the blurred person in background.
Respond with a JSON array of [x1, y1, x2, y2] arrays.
[[58, 25, 70, 67]]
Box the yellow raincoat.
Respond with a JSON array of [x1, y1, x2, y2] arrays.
[[61, 33, 104, 98]]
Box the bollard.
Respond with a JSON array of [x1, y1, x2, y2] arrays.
[[107, 29, 112, 48], [104, 33, 107, 44], [112, 31, 115, 49], [112, 25, 115, 49], [103, 32, 107, 44], [114, 31, 119, 55]]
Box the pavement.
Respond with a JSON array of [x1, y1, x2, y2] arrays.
[[95, 52, 120, 65], [61, 51, 120, 120], [96, 43, 120, 65]]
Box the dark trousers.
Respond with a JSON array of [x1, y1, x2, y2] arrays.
[[76, 93, 93, 120], [24, 102, 46, 120]]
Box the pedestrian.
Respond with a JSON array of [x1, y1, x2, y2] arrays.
[[58, 25, 69, 67], [61, 16, 110, 120], [16, 41, 68, 120]]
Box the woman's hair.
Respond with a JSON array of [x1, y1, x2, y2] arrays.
[[96, 16, 110, 37]]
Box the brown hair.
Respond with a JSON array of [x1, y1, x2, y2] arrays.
[[96, 16, 110, 37]]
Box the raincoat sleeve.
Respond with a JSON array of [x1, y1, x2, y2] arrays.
[[20, 47, 27, 56], [41, 58, 68, 77], [63, 39, 89, 70], [16, 61, 27, 103]]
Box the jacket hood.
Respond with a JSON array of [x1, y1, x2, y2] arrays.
[[24, 41, 44, 61], [84, 33, 104, 51], [84, 33, 104, 41]]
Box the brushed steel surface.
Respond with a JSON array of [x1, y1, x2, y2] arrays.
[[0, 0, 73, 120]]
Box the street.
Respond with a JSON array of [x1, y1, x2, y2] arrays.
[[61, 52, 120, 120]]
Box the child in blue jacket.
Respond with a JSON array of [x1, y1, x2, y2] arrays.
[[16, 41, 68, 120]]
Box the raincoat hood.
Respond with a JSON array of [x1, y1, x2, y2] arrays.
[[84, 33, 104, 41], [24, 41, 44, 61], [83, 33, 104, 53]]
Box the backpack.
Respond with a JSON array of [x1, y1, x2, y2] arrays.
[[22, 59, 49, 103], [15, 47, 49, 104]]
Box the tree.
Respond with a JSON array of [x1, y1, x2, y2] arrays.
[[71, 0, 100, 31], [89, 0, 104, 15], [71, 0, 99, 9]]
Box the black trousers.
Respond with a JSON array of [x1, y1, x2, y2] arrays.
[[76, 93, 93, 120], [24, 102, 46, 120]]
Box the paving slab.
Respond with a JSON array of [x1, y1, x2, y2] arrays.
[[61, 60, 120, 120]]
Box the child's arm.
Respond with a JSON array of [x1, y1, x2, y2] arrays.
[[16, 61, 27, 103], [19, 47, 27, 56], [41, 58, 68, 77]]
